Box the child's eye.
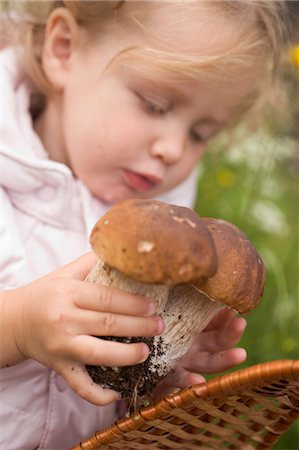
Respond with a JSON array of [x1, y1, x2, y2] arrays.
[[190, 129, 204, 143], [144, 100, 168, 115], [137, 92, 170, 115]]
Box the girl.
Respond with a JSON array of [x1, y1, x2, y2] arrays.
[[0, 1, 289, 448]]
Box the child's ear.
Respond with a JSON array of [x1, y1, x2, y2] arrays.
[[41, 8, 80, 90]]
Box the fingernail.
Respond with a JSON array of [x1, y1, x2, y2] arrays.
[[238, 317, 247, 331], [237, 348, 247, 360], [139, 344, 150, 363], [242, 318, 247, 327], [155, 317, 164, 334], [191, 374, 206, 385]]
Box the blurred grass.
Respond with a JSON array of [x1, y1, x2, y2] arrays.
[[194, 63, 298, 449]]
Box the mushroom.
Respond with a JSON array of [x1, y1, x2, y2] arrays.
[[197, 218, 266, 314], [85, 200, 266, 400], [85, 199, 217, 398], [163, 218, 266, 371]]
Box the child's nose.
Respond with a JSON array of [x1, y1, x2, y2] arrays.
[[150, 130, 186, 165]]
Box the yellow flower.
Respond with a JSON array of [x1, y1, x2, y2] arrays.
[[289, 45, 299, 69], [216, 169, 236, 188]]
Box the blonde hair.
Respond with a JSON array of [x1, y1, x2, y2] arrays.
[[3, 0, 291, 125]]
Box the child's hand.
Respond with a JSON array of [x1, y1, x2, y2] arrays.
[[154, 308, 247, 398], [2, 253, 163, 406]]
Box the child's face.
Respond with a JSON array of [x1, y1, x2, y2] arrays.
[[39, 4, 255, 204]]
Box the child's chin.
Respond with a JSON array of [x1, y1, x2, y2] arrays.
[[97, 190, 134, 205], [106, 192, 153, 205]]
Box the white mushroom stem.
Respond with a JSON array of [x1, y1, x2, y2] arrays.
[[155, 284, 223, 376], [86, 260, 223, 387], [86, 259, 169, 315]]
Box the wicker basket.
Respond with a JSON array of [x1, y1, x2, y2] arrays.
[[70, 360, 299, 449]]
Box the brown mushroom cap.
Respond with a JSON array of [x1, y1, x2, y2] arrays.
[[90, 199, 217, 285], [194, 218, 266, 314]]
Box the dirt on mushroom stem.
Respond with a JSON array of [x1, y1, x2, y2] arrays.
[[84, 199, 220, 405], [85, 259, 171, 404], [86, 335, 168, 402], [85, 261, 223, 405]]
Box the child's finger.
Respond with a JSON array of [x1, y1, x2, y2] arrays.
[[47, 253, 98, 281], [65, 335, 150, 367], [153, 367, 205, 399], [71, 309, 164, 337], [192, 317, 247, 354], [215, 317, 247, 350], [153, 368, 186, 398], [163, 367, 205, 389], [60, 362, 121, 406], [203, 307, 236, 331], [183, 348, 247, 374], [75, 283, 157, 317]]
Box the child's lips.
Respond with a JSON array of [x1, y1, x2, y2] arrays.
[[124, 169, 162, 192]]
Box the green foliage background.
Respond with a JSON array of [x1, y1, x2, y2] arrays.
[[194, 66, 298, 449]]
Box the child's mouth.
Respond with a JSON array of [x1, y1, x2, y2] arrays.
[[124, 169, 161, 192]]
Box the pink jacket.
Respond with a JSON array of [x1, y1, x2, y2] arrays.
[[0, 47, 197, 449]]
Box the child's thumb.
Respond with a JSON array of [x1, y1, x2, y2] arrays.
[[62, 362, 120, 406], [49, 253, 98, 281], [71, 252, 99, 280]]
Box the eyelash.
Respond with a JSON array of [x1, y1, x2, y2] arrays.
[[190, 129, 204, 144], [137, 93, 170, 115], [145, 101, 168, 115]]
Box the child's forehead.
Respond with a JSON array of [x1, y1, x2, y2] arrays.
[[127, 2, 246, 57], [106, 41, 258, 94], [111, 1, 259, 85]]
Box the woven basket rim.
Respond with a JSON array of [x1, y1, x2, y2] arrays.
[[69, 359, 299, 450]]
